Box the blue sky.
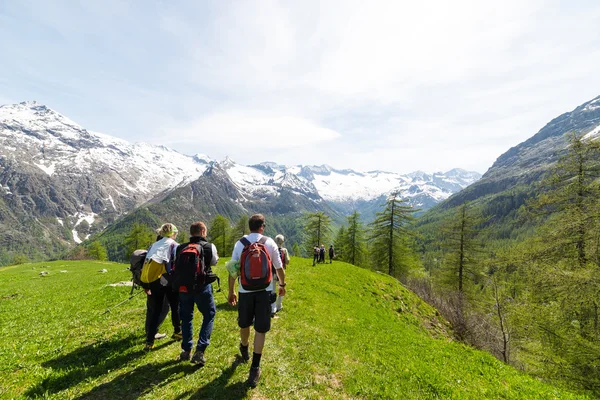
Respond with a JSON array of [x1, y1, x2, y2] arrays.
[[1, 1, 600, 174]]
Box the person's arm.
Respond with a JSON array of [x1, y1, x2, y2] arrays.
[[210, 243, 219, 266], [228, 275, 237, 305], [227, 241, 242, 305], [276, 267, 286, 296]]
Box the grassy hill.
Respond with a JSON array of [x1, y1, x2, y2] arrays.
[[0, 258, 588, 399]]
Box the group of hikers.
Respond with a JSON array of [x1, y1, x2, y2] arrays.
[[137, 214, 289, 388], [312, 244, 335, 266]]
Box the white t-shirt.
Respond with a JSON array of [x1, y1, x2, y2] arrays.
[[231, 233, 283, 293]]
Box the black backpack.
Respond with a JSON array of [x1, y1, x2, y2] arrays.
[[173, 241, 220, 292], [129, 249, 147, 288]]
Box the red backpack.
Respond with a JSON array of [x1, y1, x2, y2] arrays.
[[239, 236, 272, 291], [173, 243, 207, 292]]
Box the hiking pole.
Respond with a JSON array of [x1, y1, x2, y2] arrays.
[[101, 289, 144, 316]]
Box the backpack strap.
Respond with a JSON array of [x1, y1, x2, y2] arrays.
[[258, 236, 268, 245], [240, 237, 252, 247]]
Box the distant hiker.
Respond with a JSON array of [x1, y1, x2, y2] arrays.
[[272, 234, 290, 315], [312, 245, 319, 266], [228, 214, 287, 387], [141, 223, 180, 351], [319, 244, 326, 263], [329, 245, 335, 264], [173, 221, 219, 365]]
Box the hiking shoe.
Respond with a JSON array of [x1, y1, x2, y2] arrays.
[[191, 350, 206, 366], [178, 350, 191, 361], [239, 344, 250, 362], [247, 367, 261, 387], [154, 332, 167, 340], [143, 343, 154, 352], [171, 332, 183, 341]]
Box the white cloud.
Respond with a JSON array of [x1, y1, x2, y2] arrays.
[[165, 113, 341, 150], [2, 1, 600, 174]]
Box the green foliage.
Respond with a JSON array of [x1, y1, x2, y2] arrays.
[[0, 259, 586, 399], [87, 241, 108, 261], [210, 214, 232, 256], [369, 192, 421, 279], [123, 223, 155, 256], [437, 203, 485, 294], [10, 254, 30, 265], [229, 215, 249, 250], [335, 211, 367, 267], [292, 242, 300, 257], [302, 211, 333, 254]]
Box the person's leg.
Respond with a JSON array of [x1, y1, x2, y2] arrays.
[[146, 287, 166, 345], [196, 284, 216, 352], [275, 291, 283, 312], [238, 292, 253, 362], [247, 291, 271, 386], [166, 288, 181, 335], [271, 281, 278, 315], [179, 292, 194, 353], [240, 326, 251, 346], [156, 293, 169, 330]]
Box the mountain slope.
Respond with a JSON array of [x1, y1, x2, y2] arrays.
[[0, 102, 210, 263], [442, 95, 600, 210], [0, 101, 479, 264], [0, 258, 586, 399]]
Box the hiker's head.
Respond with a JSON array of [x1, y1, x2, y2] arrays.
[[157, 223, 178, 238], [190, 221, 207, 237], [249, 214, 266, 233], [275, 234, 285, 246]]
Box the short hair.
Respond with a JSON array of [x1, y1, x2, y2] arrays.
[[275, 234, 285, 246], [190, 221, 207, 236], [249, 214, 265, 232]]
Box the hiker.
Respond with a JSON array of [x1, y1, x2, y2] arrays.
[[329, 245, 335, 264], [319, 244, 326, 263], [312, 245, 319, 266], [141, 223, 180, 351], [147, 234, 180, 341], [272, 234, 290, 315], [228, 214, 287, 387], [173, 221, 219, 365]]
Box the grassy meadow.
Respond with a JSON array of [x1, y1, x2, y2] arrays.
[[0, 257, 589, 399]]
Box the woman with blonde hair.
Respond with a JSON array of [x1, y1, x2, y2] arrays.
[[141, 223, 180, 351]]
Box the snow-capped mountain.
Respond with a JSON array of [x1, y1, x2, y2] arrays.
[[0, 101, 480, 264], [0, 101, 210, 261], [215, 159, 480, 213]]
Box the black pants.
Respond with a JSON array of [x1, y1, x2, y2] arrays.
[[313, 254, 319, 265], [146, 283, 180, 344], [145, 294, 170, 336]]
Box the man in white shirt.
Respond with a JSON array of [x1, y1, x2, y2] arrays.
[[228, 214, 286, 388]]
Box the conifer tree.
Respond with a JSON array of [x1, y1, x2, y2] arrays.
[[303, 212, 332, 253], [124, 223, 154, 256], [210, 215, 232, 255], [368, 192, 419, 279], [345, 211, 366, 266], [88, 241, 108, 261], [229, 215, 249, 249], [439, 203, 483, 293], [524, 133, 600, 390]]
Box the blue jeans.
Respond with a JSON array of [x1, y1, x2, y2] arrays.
[[179, 284, 216, 353]]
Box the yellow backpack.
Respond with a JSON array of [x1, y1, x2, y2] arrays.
[[140, 259, 166, 287]]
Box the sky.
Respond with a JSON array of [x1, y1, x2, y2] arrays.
[[1, 1, 600, 175]]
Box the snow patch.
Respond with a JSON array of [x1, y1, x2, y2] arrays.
[[584, 125, 600, 140], [56, 217, 64, 226], [34, 162, 56, 176]]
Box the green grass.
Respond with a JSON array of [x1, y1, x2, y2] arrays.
[[0, 258, 589, 399]]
